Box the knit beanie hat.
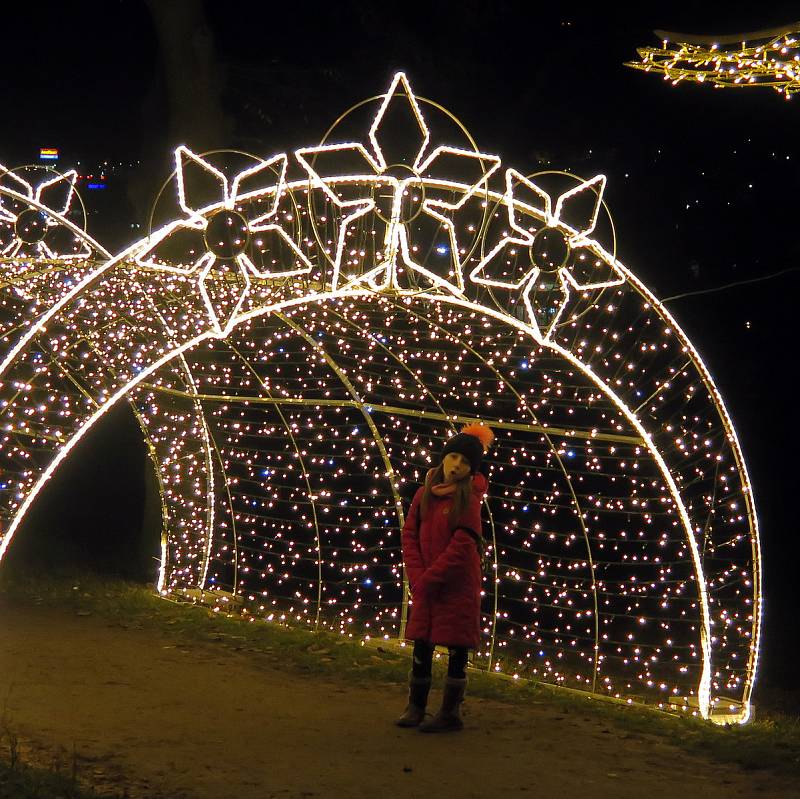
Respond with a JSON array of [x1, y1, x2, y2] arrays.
[[441, 423, 495, 474]]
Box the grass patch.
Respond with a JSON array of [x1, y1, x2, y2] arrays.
[[0, 738, 122, 799], [2, 569, 799, 779]]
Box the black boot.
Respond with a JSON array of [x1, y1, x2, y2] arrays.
[[419, 676, 466, 732], [395, 672, 432, 727]]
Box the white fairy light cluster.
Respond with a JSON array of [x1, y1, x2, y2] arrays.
[[0, 73, 760, 723]]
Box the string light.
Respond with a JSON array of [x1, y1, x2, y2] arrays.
[[627, 23, 800, 98], [0, 72, 760, 724]]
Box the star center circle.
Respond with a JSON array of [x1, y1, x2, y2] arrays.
[[15, 208, 49, 244], [204, 210, 250, 260], [530, 227, 570, 273]]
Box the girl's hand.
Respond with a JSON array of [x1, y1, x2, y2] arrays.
[[415, 572, 437, 596]]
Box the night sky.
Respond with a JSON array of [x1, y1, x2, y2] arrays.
[[2, 1, 799, 693]]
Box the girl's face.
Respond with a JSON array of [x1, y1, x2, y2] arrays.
[[443, 451, 471, 482]]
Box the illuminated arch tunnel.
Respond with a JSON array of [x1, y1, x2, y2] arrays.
[[0, 74, 760, 723]]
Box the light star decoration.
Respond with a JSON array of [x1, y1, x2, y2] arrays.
[[136, 147, 313, 336], [295, 72, 501, 295], [0, 165, 90, 262], [470, 168, 624, 340]]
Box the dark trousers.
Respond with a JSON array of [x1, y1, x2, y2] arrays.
[[412, 639, 468, 680]]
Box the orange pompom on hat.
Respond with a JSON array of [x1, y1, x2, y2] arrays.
[[441, 422, 495, 474]]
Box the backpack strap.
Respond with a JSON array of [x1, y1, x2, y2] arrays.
[[455, 526, 490, 574], [416, 496, 490, 574], [456, 525, 482, 545]]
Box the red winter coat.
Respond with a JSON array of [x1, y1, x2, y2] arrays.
[[401, 471, 487, 650]]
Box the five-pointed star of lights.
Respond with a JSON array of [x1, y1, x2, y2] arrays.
[[295, 71, 501, 294], [136, 146, 312, 337], [469, 168, 624, 341], [0, 165, 90, 261]]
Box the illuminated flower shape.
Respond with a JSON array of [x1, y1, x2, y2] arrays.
[[296, 72, 501, 294], [0, 165, 91, 262], [470, 168, 624, 340], [136, 146, 312, 337]]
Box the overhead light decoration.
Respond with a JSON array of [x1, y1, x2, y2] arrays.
[[0, 73, 761, 724], [626, 22, 800, 97]]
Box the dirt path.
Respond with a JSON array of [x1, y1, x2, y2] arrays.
[[0, 597, 794, 799]]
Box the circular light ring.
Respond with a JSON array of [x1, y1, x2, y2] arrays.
[[305, 84, 495, 279], [203, 209, 250, 259], [0, 178, 106, 305], [0, 167, 96, 265]]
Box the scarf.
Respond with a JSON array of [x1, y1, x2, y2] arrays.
[[430, 477, 469, 497]]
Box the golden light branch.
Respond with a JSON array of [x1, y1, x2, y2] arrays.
[[627, 22, 800, 97]]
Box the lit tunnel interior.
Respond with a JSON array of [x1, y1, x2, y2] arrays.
[[162, 292, 720, 715]]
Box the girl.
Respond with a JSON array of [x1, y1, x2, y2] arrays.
[[396, 423, 493, 733]]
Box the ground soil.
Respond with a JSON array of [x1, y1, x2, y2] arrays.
[[0, 596, 796, 799]]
